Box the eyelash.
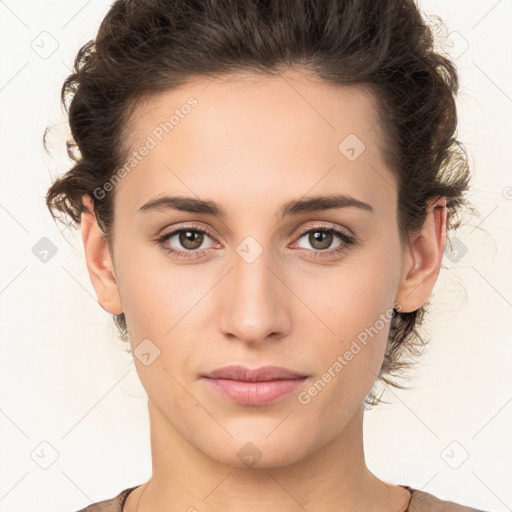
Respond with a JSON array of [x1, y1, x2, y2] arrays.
[[155, 222, 356, 261]]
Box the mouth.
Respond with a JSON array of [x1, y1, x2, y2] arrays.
[[200, 365, 309, 406]]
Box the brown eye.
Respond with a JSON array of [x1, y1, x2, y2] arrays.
[[308, 230, 334, 251], [157, 226, 218, 257], [179, 230, 205, 250], [297, 229, 341, 252], [293, 225, 356, 259]]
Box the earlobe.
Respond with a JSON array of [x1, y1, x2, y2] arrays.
[[395, 196, 447, 313], [80, 195, 123, 315]]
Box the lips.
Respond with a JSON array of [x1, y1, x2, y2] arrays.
[[201, 365, 309, 405], [201, 365, 308, 382]]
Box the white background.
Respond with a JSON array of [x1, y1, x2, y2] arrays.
[[0, 1, 511, 511]]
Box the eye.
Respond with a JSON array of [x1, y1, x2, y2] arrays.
[[156, 224, 218, 259], [292, 225, 356, 258], [168, 229, 210, 251]]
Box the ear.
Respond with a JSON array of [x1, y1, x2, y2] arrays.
[[80, 194, 123, 315], [394, 196, 447, 313]]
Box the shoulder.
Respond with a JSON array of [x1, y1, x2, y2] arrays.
[[407, 486, 494, 512], [75, 486, 138, 512]]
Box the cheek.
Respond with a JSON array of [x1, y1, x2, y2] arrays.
[[115, 240, 208, 342], [115, 246, 223, 403], [294, 289, 393, 434], [291, 252, 399, 402], [292, 253, 398, 343]]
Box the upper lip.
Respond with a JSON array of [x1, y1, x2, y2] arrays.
[[201, 365, 308, 382]]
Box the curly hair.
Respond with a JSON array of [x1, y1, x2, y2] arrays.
[[45, 0, 472, 406]]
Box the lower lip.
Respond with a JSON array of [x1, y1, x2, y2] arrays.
[[202, 377, 307, 405]]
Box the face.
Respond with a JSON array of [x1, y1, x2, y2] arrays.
[[83, 69, 439, 469]]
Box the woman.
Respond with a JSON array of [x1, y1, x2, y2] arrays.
[[45, 0, 492, 510]]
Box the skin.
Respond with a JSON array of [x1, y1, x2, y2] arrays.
[[80, 69, 447, 512]]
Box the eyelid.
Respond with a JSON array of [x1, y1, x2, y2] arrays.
[[158, 221, 219, 241], [293, 221, 355, 241]]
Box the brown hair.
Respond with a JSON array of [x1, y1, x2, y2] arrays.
[[45, 0, 472, 406]]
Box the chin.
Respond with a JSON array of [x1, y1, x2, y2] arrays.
[[198, 430, 311, 470]]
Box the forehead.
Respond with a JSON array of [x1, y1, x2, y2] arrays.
[[115, 69, 396, 219]]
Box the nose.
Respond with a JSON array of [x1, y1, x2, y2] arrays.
[[218, 245, 291, 346]]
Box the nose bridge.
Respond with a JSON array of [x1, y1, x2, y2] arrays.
[[218, 240, 289, 343]]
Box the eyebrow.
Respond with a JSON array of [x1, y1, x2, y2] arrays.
[[137, 193, 374, 217]]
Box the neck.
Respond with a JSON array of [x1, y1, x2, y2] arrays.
[[127, 400, 406, 512]]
